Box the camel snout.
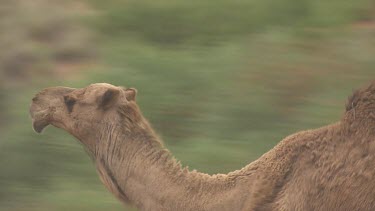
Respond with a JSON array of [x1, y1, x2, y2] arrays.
[[31, 118, 49, 133], [30, 102, 51, 133]]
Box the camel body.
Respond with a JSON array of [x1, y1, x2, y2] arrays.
[[30, 82, 375, 210]]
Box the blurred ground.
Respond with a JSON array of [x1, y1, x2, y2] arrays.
[[0, 0, 374, 210]]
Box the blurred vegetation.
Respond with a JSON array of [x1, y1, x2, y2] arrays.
[[0, 0, 374, 210]]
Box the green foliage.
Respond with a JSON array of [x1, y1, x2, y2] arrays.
[[91, 0, 373, 45]]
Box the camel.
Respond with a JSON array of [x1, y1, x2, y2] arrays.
[[29, 82, 375, 210]]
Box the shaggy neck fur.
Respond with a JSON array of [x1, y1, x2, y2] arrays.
[[89, 103, 246, 210]]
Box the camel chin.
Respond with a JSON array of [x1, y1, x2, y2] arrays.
[[30, 108, 51, 134], [32, 119, 49, 133]]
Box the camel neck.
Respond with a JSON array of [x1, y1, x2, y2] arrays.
[[94, 118, 243, 211]]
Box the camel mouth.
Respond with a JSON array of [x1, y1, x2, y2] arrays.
[[32, 118, 50, 133], [30, 107, 51, 134]]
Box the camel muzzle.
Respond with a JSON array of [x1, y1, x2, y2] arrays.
[[30, 102, 51, 133]]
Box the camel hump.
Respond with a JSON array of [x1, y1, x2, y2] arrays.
[[345, 81, 375, 119]]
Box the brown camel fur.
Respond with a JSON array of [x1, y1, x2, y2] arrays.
[[30, 82, 375, 210]]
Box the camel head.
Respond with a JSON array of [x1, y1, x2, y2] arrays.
[[30, 83, 137, 149]]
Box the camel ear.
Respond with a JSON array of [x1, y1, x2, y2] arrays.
[[125, 88, 137, 101], [99, 88, 120, 109]]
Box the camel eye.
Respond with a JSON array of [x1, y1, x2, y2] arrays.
[[64, 96, 76, 113]]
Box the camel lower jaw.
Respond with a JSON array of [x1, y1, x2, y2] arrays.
[[32, 119, 50, 133], [30, 108, 51, 134]]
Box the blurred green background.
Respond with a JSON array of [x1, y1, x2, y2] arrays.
[[0, 0, 374, 210]]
